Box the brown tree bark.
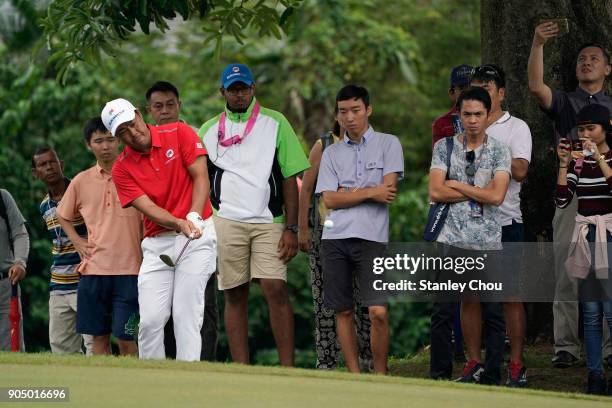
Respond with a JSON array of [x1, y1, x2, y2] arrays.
[[480, 0, 612, 341], [302, 100, 332, 147]]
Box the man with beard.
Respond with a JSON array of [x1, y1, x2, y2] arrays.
[[198, 64, 310, 365]]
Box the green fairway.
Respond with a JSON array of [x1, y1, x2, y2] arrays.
[[0, 353, 609, 408]]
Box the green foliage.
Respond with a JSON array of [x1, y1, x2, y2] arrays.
[[389, 177, 430, 242], [1, 0, 480, 359], [0, 0, 42, 53], [0, 59, 116, 350], [275, 0, 420, 100], [388, 301, 432, 358], [40, 0, 302, 81]]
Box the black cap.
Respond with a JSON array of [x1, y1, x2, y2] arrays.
[[577, 104, 612, 131]]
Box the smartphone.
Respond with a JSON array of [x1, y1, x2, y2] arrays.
[[558, 137, 571, 150], [571, 139, 584, 159], [540, 18, 569, 35]]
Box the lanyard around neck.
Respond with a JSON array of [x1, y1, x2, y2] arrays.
[[218, 102, 260, 147]]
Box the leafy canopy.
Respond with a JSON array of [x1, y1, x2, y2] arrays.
[[40, 0, 301, 81]]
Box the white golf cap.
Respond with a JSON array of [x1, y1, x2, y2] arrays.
[[101, 98, 137, 136]]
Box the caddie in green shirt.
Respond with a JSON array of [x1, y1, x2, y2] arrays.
[[199, 63, 310, 366]]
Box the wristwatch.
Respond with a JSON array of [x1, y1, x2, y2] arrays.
[[285, 224, 299, 233]]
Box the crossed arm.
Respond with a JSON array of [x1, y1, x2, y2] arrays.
[[428, 168, 510, 206], [322, 172, 399, 210]]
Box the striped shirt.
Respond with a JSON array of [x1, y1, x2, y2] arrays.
[[555, 152, 612, 216], [39, 179, 87, 295]]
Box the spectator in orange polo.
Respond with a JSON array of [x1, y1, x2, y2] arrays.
[[57, 117, 143, 356]]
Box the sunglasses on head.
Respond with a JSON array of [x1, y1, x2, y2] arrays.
[[471, 65, 501, 80], [465, 150, 476, 177]]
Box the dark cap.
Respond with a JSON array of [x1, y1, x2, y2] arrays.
[[450, 64, 473, 87], [577, 104, 612, 131]]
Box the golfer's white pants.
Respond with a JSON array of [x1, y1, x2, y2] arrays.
[[138, 218, 217, 361]]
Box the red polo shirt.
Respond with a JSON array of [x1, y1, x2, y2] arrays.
[[112, 122, 212, 238], [431, 107, 457, 148]]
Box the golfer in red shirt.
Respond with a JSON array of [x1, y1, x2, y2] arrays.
[[102, 98, 216, 361]]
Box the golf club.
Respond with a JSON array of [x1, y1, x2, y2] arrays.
[[160, 233, 195, 267]]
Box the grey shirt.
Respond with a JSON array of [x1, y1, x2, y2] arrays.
[[316, 126, 404, 243], [0, 189, 29, 272], [545, 87, 612, 142]]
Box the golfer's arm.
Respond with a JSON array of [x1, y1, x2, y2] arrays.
[[527, 40, 553, 110], [428, 169, 468, 203], [283, 176, 299, 225], [131, 195, 181, 231], [187, 155, 209, 215]]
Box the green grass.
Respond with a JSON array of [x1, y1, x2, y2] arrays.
[[0, 352, 609, 407]]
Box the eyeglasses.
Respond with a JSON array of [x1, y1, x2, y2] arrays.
[[225, 86, 253, 96], [465, 150, 476, 177], [470, 65, 501, 81]]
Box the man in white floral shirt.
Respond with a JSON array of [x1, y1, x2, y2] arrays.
[[428, 87, 511, 385]]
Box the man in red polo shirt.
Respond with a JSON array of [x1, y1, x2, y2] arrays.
[[431, 64, 473, 148], [102, 98, 216, 362]]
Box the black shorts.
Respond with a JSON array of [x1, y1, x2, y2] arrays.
[[76, 275, 139, 340], [321, 238, 388, 312]]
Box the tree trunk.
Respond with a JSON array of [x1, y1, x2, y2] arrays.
[[480, 0, 612, 341], [303, 100, 332, 146], [284, 89, 332, 147]]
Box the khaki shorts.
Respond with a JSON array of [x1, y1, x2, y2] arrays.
[[213, 216, 286, 290]]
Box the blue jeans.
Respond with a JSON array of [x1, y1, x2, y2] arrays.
[[582, 225, 612, 375], [583, 301, 612, 375]]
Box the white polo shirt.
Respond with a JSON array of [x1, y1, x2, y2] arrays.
[[486, 111, 532, 226], [198, 99, 310, 223]]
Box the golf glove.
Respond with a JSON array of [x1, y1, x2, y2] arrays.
[[186, 211, 207, 234]]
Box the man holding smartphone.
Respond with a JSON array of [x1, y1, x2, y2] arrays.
[[528, 22, 612, 368]]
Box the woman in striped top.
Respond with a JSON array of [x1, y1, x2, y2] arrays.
[[555, 103, 612, 395]]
